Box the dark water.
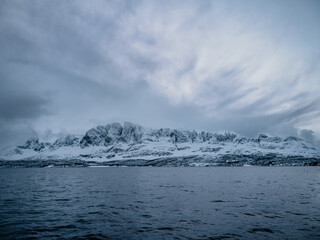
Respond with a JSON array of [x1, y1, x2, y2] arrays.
[[0, 167, 319, 240]]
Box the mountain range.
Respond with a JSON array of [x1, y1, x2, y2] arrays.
[[1, 122, 319, 167]]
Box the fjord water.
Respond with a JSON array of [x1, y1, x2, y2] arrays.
[[0, 167, 319, 240]]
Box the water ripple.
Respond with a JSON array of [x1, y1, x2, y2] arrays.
[[0, 167, 319, 239]]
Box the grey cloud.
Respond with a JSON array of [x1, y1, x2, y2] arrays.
[[299, 129, 315, 143], [0, 91, 50, 121], [0, 60, 52, 121], [0, 123, 37, 149], [0, 76, 51, 147], [0, 0, 319, 147]]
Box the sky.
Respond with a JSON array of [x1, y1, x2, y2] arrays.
[[0, 0, 319, 147]]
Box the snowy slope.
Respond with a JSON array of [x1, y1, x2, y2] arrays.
[[0, 122, 319, 166]]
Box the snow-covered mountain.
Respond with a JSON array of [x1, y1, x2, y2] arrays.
[[1, 122, 319, 167]]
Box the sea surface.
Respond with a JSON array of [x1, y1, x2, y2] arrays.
[[0, 167, 319, 240]]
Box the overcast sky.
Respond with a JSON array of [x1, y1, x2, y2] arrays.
[[0, 0, 319, 146]]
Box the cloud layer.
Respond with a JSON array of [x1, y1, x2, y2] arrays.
[[0, 0, 319, 146]]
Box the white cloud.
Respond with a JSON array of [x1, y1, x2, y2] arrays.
[[116, 1, 320, 123]]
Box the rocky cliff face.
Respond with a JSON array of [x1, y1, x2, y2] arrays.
[[79, 122, 145, 147], [1, 122, 319, 166], [78, 122, 240, 147]]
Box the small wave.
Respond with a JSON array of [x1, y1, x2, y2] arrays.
[[157, 227, 174, 231], [285, 211, 306, 216], [55, 198, 70, 202], [243, 212, 255, 216], [74, 233, 112, 240], [248, 227, 274, 233]]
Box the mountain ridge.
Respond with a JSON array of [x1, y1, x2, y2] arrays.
[[1, 122, 319, 167]]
